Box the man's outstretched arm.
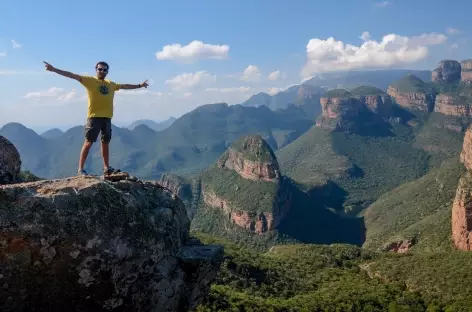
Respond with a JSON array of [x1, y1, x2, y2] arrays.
[[43, 61, 82, 82], [119, 80, 149, 90]]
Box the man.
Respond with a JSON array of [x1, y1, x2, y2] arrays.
[[43, 61, 149, 176]]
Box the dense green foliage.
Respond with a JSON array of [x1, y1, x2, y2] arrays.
[[325, 88, 352, 98], [228, 135, 277, 163], [193, 233, 472, 311], [363, 158, 465, 251], [390, 74, 434, 93], [350, 86, 386, 96]]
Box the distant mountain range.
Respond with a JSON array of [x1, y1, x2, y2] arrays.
[[127, 117, 177, 131]]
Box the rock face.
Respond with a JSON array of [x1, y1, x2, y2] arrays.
[[202, 135, 291, 234], [0, 175, 223, 311], [432, 60, 461, 83], [0, 135, 21, 184], [316, 94, 364, 131], [217, 135, 281, 182], [434, 94, 471, 116], [380, 239, 415, 253], [357, 95, 393, 116], [387, 74, 436, 112], [453, 127, 472, 251], [461, 60, 472, 84]]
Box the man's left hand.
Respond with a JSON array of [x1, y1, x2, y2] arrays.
[[140, 80, 149, 88]]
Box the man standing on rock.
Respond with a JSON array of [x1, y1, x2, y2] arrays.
[[43, 61, 148, 176]]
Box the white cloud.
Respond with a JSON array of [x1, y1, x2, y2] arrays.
[[205, 86, 251, 93], [165, 71, 216, 90], [374, 1, 390, 7], [447, 28, 462, 35], [268, 87, 284, 95], [268, 70, 281, 81], [241, 65, 261, 82], [12, 40, 22, 49], [23, 87, 80, 102], [183, 92, 192, 98], [451, 43, 459, 49], [301, 32, 448, 78], [359, 31, 371, 41], [0, 52, 6, 57], [156, 40, 229, 62]]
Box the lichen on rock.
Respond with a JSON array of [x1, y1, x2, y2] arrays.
[[0, 175, 223, 311]]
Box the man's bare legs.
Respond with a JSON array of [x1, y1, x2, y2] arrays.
[[78, 140, 93, 172], [101, 141, 110, 170]]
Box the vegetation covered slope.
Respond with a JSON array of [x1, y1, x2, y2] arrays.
[[362, 158, 465, 251], [390, 74, 435, 93], [0, 103, 313, 179], [193, 233, 472, 312]]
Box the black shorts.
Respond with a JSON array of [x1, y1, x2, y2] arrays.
[[84, 117, 112, 143]]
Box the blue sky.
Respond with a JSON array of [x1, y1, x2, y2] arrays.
[[0, 0, 471, 132]]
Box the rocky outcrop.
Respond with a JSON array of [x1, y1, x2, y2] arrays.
[[432, 60, 461, 83], [0, 175, 223, 311], [434, 94, 471, 116], [0, 135, 21, 184], [387, 74, 436, 112], [380, 239, 416, 253], [453, 127, 472, 251], [201, 185, 290, 234], [387, 87, 435, 112], [316, 95, 364, 130], [461, 60, 472, 84], [217, 135, 281, 182], [159, 173, 193, 200], [357, 95, 393, 116], [452, 171, 472, 250]]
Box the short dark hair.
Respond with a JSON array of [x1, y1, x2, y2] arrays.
[[95, 61, 109, 70]]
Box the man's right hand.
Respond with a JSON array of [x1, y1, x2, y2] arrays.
[[43, 61, 55, 71]]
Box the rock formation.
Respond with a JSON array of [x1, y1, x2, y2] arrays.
[[461, 60, 472, 84], [201, 135, 291, 234], [453, 127, 472, 250], [380, 239, 416, 253], [217, 135, 281, 182], [0, 135, 21, 184], [387, 74, 436, 112], [0, 171, 223, 310], [316, 90, 364, 131], [434, 94, 471, 116], [432, 60, 461, 83]]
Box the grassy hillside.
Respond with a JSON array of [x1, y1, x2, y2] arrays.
[[362, 158, 465, 251], [350, 85, 386, 96], [193, 233, 472, 311], [390, 74, 434, 93]]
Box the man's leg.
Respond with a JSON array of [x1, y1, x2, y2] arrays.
[[79, 118, 100, 174], [100, 118, 119, 174]]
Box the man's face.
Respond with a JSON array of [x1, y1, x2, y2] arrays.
[[96, 65, 108, 79]]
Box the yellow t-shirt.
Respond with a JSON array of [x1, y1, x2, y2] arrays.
[[80, 76, 120, 118]]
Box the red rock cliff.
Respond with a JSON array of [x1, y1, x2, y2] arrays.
[[387, 86, 435, 112], [453, 127, 472, 250], [434, 94, 471, 116]]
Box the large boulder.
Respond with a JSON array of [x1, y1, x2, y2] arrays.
[[0, 135, 21, 184], [0, 175, 223, 311], [432, 60, 461, 83]]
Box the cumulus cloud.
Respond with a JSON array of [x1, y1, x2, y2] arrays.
[[23, 87, 80, 102], [268, 70, 281, 81], [12, 40, 22, 49], [447, 28, 462, 35], [156, 40, 229, 62], [241, 65, 261, 82], [205, 86, 251, 93], [359, 31, 371, 41], [165, 71, 216, 90], [301, 32, 448, 78], [374, 1, 390, 7]]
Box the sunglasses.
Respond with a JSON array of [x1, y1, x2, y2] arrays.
[[97, 68, 108, 72]]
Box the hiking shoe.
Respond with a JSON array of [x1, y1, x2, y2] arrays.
[[103, 166, 121, 175], [77, 169, 88, 176]]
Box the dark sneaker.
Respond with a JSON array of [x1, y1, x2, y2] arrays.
[[103, 166, 121, 175], [77, 169, 88, 176]]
